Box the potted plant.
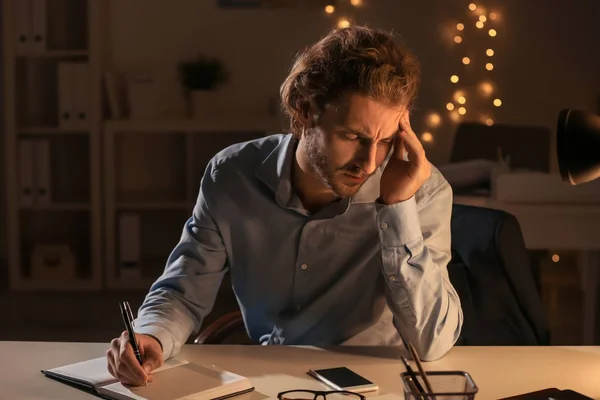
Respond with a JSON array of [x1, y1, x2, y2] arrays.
[[178, 54, 229, 118]]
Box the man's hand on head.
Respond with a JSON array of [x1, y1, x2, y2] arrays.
[[379, 111, 431, 205]]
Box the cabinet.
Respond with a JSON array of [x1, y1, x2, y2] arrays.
[[2, 0, 104, 290]]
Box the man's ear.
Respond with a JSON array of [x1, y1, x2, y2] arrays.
[[297, 99, 315, 129]]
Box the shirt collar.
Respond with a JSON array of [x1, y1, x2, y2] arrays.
[[255, 134, 382, 213]]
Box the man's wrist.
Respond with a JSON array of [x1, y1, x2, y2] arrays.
[[376, 196, 422, 246]]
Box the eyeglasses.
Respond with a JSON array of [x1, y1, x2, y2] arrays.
[[277, 390, 366, 399]]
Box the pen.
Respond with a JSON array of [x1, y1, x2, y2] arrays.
[[400, 355, 426, 396], [405, 341, 434, 394], [119, 301, 146, 386]]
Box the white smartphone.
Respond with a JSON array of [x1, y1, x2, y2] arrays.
[[307, 366, 379, 393]]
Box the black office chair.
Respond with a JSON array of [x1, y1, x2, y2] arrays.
[[196, 204, 551, 346], [449, 204, 550, 345]]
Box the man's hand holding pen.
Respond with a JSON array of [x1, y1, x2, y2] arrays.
[[106, 301, 164, 386]]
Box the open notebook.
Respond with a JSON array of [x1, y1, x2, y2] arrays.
[[41, 356, 254, 400]]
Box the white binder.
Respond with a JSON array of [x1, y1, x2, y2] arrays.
[[73, 62, 90, 128], [15, 0, 32, 54], [18, 140, 34, 207], [34, 139, 51, 206], [57, 62, 75, 128], [31, 0, 47, 53]]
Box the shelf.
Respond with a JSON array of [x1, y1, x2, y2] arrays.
[[19, 203, 91, 211], [20, 210, 92, 281], [11, 278, 100, 291], [17, 50, 88, 59], [19, 126, 90, 135], [105, 115, 284, 134], [116, 202, 194, 211]]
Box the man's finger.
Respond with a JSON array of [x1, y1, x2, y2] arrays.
[[106, 349, 116, 378], [399, 130, 426, 167], [119, 334, 149, 383], [392, 132, 407, 160], [399, 110, 414, 136]]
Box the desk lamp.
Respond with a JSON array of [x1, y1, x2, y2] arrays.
[[557, 109, 600, 185]]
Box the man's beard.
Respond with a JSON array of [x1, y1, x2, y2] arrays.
[[304, 131, 369, 198]]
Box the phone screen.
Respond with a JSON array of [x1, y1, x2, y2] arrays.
[[312, 367, 374, 388]]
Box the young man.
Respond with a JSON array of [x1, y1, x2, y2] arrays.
[[106, 25, 463, 386]]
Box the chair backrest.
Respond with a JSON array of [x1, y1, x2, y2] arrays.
[[448, 204, 551, 345], [450, 122, 552, 172]]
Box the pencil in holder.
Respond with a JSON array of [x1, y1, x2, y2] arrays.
[[401, 371, 478, 400]]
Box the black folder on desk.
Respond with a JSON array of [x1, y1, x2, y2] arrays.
[[500, 388, 593, 400]]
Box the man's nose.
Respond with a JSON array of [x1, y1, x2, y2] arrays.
[[357, 143, 378, 175]]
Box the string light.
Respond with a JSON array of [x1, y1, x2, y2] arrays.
[[552, 254, 560, 263], [421, 132, 434, 143], [351, 0, 362, 5], [338, 19, 350, 28], [427, 4, 502, 144], [479, 82, 493, 96], [427, 113, 442, 127], [325, 5, 335, 14]]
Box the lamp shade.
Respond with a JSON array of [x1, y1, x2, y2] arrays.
[[557, 108, 600, 185]]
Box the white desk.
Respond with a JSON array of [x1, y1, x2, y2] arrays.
[[454, 196, 600, 345], [3, 342, 600, 400]]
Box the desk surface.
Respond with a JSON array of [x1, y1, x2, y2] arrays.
[[3, 342, 600, 400]]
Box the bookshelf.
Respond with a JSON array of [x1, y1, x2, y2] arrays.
[[2, 0, 286, 291], [2, 0, 104, 290], [103, 118, 279, 290]]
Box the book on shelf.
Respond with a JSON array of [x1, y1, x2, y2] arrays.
[[18, 138, 51, 207]]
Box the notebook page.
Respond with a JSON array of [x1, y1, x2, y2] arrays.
[[45, 356, 117, 387], [98, 362, 249, 400]]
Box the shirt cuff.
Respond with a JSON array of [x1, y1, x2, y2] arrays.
[[376, 195, 422, 247], [133, 321, 173, 361]]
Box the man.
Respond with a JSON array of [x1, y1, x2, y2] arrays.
[[106, 25, 463, 386]]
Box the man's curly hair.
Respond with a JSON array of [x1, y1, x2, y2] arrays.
[[280, 25, 421, 137]]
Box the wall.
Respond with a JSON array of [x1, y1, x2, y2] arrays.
[[108, 0, 600, 165], [0, 18, 6, 288]]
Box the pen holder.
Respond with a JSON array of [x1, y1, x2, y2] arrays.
[[401, 371, 478, 400]]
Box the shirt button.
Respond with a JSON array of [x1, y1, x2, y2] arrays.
[[380, 222, 389, 230], [301, 263, 308, 270]]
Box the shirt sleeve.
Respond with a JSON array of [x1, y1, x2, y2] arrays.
[[133, 160, 228, 360], [376, 179, 463, 361]]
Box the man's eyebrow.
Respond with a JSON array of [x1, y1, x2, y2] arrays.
[[340, 125, 397, 141], [340, 125, 369, 137]]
